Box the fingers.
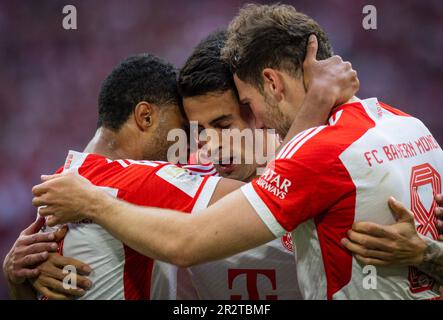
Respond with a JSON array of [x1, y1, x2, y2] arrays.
[[40, 262, 92, 290], [32, 196, 49, 208], [435, 194, 442, 205], [15, 251, 49, 267], [32, 281, 72, 300], [304, 34, 318, 63], [13, 268, 40, 279], [32, 181, 51, 197], [54, 225, 68, 241], [331, 55, 343, 63], [354, 254, 390, 266], [347, 229, 394, 251], [21, 216, 46, 236], [388, 196, 415, 223], [341, 238, 393, 260], [37, 206, 53, 217], [41, 174, 61, 182], [351, 221, 392, 239], [353, 71, 360, 91], [49, 254, 92, 276], [437, 222, 443, 238], [38, 275, 86, 297], [45, 216, 61, 227], [19, 231, 55, 246], [22, 242, 58, 256]]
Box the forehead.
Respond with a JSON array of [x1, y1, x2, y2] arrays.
[[182, 90, 240, 122]]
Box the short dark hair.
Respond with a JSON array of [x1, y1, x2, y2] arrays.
[[97, 53, 179, 130], [222, 4, 333, 89], [178, 29, 235, 98]]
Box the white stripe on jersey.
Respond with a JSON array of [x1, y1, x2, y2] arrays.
[[182, 164, 219, 176], [278, 126, 326, 160], [277, 128, 315, 159], [328, 110, 343, 126], [285, 126, 326, 159]]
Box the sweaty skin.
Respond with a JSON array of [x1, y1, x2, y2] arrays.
[[6, 35, 358, 299], [31, 36, 360, 267]]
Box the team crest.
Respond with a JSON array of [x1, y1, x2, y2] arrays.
[[281, 232, 293, 252]]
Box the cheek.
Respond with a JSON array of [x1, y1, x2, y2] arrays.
[[249, 103, 265, 122]]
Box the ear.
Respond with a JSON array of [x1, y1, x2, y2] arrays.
[[134, 101, 154, 131], [262, 68, 284, 101]]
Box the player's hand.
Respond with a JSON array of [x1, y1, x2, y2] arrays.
[[303, 34, 359, 108], [3, 216, 59, 285], [435, 194, 443, 238], [30, 253, 92, 300], [341, 197, 427, 266], [32, 172, 103, 226]]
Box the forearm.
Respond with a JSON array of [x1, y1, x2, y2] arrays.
[[84, 187, 273, 267], [417, 237, 443, 285], [282, 89, 333, 146], [88, 192, 195, 266]]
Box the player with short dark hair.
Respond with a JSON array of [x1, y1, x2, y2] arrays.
[[174, 29, 301, 300], [5, 35, 358, 299], [3, 53, 223, 299], [33, 4, 443, 300]]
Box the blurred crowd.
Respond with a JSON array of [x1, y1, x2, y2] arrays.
[[0, 0, 442, 298]]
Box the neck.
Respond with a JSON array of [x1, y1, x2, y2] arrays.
[[83, 127, 142, 160]]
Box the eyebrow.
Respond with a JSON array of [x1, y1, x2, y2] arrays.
[[209, 114, 233, 127]]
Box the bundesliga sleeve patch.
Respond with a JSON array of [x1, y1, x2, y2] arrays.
[[155, 164, 204, 198]]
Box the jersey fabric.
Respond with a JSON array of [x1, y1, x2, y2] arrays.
[[153, 163, 302, 300], [241, 98, 443, 300], [177, 234, 301, 300], [43, 150, 220, 300]]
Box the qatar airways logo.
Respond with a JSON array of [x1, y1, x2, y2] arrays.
[[256, 168, 292, 200]]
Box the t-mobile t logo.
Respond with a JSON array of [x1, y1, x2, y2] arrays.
[[228, 269, 277, 300]]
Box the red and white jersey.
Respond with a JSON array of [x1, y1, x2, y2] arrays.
[[153, 163, 302, 300], [241, 98, 443, 300], [150, 162, 219, 299], [42, 150, 220, 300], [176, 233, 301, 300]]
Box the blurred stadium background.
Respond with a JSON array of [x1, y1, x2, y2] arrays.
[[0, 0, 442, 298]]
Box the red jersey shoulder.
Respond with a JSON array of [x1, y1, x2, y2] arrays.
[[378, 101, 411, 117], [276, 103, 375, 166], [75, 155, 163, 191], [73, 155, 205, 211]]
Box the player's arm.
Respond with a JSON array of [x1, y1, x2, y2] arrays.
[[281, 34, 359, 146], [33, 174, 275, 267], [341, 196, 443, 284], [30, 36, 358, 267], [32, 139, 339, 267]]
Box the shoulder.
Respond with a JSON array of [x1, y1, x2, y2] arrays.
[[276, 104, 375, 165], [181, 162, 219, 176], [78, 157, 170, 192]]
